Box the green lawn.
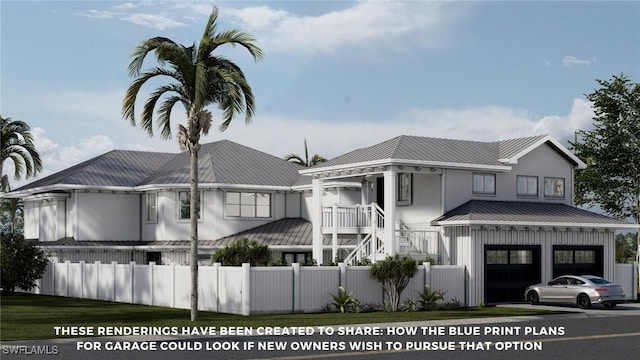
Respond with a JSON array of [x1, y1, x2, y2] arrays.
[[1, 294, 564, 341]]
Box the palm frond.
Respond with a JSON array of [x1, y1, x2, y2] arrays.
[[127, 37, 179, 77]]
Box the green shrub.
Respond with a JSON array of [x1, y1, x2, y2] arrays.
[[369, 255, 418, 312], [210, 237, 271, 266], [417, 285, 445, 311], [1, 229, 48, 294], [329, 286, 359, 313]]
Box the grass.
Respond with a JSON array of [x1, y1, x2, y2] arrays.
[[1, 294, 565, 341]]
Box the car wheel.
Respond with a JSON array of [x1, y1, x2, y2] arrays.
[[526, 291, 539, 305], [603, 302, 617, 309], [577, 294, 591, 309]]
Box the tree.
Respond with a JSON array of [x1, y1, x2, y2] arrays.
[[122, 6, 263, 321], [1, 197, 24, 234], [285, 139, 327, 167], [570, 74, 639, 281], [210, 237, 271, 266], [369, 255, 418, 312], [0, 229, 49, 295], [1, 115, 43, 192]]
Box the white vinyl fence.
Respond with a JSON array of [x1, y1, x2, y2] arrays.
[[615, 262, 639, 300], [33, 261, 466, 315]]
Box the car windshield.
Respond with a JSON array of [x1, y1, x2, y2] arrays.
[[587, 277, 611, 284]]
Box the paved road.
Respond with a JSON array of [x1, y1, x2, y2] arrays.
[[2, 303, 640, 360]]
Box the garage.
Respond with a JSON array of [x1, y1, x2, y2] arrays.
[[553, 246, 603, 278], [485, 245, 541, 303]]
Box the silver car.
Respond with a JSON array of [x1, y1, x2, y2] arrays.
[[524, 275, 625, 309]]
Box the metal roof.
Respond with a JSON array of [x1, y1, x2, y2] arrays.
[[433, 200, 636, 228], [308, 134, 574, 170], [12, 150, 175, 191], [10, 140, 304, 194]]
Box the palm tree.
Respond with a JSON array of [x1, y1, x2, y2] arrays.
[[285, 139, 327, 167], [122, 6, 263, 321], [1, 115, 43, 192], [1, 196, 24, 234]]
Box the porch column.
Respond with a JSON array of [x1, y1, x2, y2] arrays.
[[383, 168, 398, 256], [312, 177, 324, 265]]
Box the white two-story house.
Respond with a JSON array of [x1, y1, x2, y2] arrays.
[[4, 134, 637, 305]]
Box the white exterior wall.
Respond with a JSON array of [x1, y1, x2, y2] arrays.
[[142, 189, 304, 241], [77, 192, 140, 241], [397, 173, 442, 224], [500, 144, 574, 205], [444, 144, 576, 212], [23, 200, 39, 239], [450, 226, 615, 307]]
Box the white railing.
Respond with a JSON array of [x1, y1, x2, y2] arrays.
[[322, 203, 385, 230], [397, 225, 441, 255]]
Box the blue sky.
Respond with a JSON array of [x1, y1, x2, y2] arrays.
[[1, 0, 639, 187]]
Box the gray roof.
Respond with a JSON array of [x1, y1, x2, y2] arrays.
[[310, 134, 555, 169], [141, 140, 303, 187], [11, 140, 303, 194], [13, 150, 175, 191], [433, 200, 634, 228]]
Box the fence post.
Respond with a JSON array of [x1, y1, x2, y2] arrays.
[[65, 260, 70, 296], [338, 262, 346, 288], [423, 262, 431, 288], [171, 263, 176, 308], [129, 261, 136, 304], [149, 262, 155, 306], [94, 261, 100, 300], [111, 261, 117, 302], [213, 262, 220, 312], [292, 263, 300, 313], [241, 263, 251, 316], [51, 261, 56, 296], [79, 261, 85, 299]]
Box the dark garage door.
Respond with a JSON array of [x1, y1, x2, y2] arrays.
[[485, 246, 541, 303], [553, 246, 603, 278]]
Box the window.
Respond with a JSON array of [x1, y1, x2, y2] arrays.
[[510, 250, 533, 264], [517, 176, 538, 197], [544, 177, 565, 198], [146, 193, 157, 223], [486, 250, 508, 264], [553, 249, 595, 264], [397, 173, 412, 205], [225, 192, 271, 218], [473, 173, 496, 195], [178, 191, 201, 220]]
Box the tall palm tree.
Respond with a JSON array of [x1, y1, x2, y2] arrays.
[[285, 139, 327, 167], [1, 115, 43, 192], [122, 6, 263, 321]]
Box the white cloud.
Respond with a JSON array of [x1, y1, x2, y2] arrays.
[[123, 14, 186, 30], [77, 10, 121, 19], [226, 1, 466, 56], [533, 98, 595, 140], [562, 55, 596, 67]]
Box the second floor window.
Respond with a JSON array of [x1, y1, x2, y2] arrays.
[[544, 177, 565, 198], [178, 191, 201, 220], [517, 176, 538, 197], [146, 193, 157, 222], [397, 173, 412, 205], [473, 173, 496, 195], [225, 192, 271, 218]]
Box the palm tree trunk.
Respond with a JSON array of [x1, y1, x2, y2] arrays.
[[190, 145, 200, 321]]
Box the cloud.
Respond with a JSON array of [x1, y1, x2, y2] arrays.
[[562, 55, 596, 67], [78, 10, 121, 19], [123, 13, 186, 30], [226, 2, 466, 56], [533, 98, 595, 140]]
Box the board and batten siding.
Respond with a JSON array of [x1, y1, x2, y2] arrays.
[[450, 225, 615, 307]]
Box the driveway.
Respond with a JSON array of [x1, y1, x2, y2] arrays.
[[499, 302, 640, 317]]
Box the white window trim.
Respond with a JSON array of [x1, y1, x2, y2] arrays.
[[146, 192, 158, 223], [516, 175, 538, 197], [177, 190, 203, 222], [544, 177, 565, 199], [473, 173, 496, 195], [224, 191, 273, 219]]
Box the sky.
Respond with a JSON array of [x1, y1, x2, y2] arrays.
[[1, 0, 639, 189]]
